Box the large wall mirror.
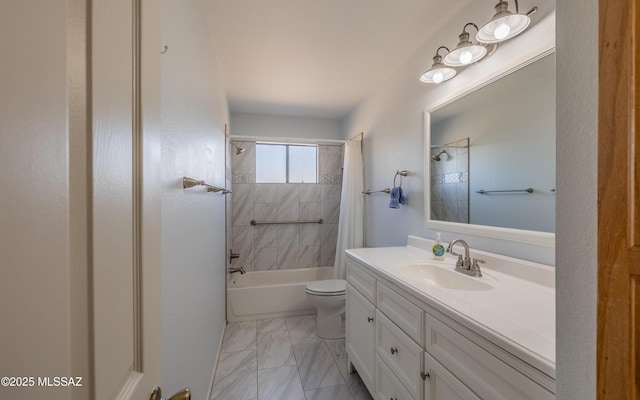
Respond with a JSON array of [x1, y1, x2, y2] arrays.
[[424, 51, 555, 247]]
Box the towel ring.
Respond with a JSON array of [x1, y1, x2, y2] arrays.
[[394, 170, 408, 187]]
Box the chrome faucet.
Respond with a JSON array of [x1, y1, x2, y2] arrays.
[[229, 266, 246, 275], [446, 239, 484, 277]]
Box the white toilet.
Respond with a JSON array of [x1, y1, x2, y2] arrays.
[[305, 279, 347, 339]]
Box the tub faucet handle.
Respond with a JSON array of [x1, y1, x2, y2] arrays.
[[229, 248, 240, 263], [229, 266, 246, 275]]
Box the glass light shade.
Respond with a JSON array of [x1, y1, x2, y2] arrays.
[[420, 47, 457, 84], [477, 13, 531, 43], [443, 44, 487, 66], [420, 66, 456, 84]]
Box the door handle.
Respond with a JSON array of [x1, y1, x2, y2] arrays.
[[150, 387, 191, 400]]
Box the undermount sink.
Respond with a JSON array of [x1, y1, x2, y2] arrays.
[[395, 262, 495, 291]]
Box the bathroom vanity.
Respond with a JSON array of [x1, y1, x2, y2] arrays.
[[345, 236, 555, 400]]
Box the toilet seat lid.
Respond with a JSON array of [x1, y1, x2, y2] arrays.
[[306, 279, 346, 294]]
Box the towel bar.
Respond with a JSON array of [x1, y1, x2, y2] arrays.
[[183, 176, 232, 194], [363, 188, 391, 195]]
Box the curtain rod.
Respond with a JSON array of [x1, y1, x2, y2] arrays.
[[229, 135, 346, 145]]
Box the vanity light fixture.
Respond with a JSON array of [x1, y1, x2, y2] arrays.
[[443, 23, 487, 67], [420, 46, 457, 84], [476, 0, 538, 44]]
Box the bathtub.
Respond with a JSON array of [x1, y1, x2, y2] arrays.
[[227, 267, 334, 322]]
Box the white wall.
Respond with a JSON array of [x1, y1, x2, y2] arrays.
[[161, 0, 229, 398], [231, 112, 342, 140], [556, 0, 598, 398], [343, 1, 556, 265]]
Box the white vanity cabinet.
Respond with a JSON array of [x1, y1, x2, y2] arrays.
[[345, 254, 556, 400]]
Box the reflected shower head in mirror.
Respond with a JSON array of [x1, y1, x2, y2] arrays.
[[231, 143, 246, 155], [432, 149, 448, 161]]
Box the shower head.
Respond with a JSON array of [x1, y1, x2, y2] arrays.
[[432, 149, 448, 161], [231, 143, 246, 155]]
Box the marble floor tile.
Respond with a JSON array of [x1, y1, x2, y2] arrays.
[[285, 315, 323, 345], [325, 338, 347, 360], [305, 384, 354, 400], [211, 350, 257, 400], [257, 329, 296, 370], [257, 365, 305, 400], [256, 317, 287, 333], [293, 342, 344, 390], [212, 316, 373, 400], [336, 358, 374, 400], [221, 320, 257, 353]]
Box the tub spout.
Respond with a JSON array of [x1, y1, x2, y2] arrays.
[[230, 267, 246, 275]]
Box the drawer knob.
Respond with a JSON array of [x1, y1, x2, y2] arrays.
[[390, 398, 398, 400], [390, 347, 398, 355], [421, 371, 431, 380], [367, 316, 374, 323]]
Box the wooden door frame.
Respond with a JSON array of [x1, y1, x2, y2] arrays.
[[598, 0, 639, 398]]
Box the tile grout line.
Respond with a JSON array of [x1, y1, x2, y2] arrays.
[[285, 320, 309, 400]]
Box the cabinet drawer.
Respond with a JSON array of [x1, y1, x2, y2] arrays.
[[377, 282, 424, 345], [425, 314, 555, 400], [377, 310, 423, 400], [423, 352, 481, 400], [346, 258, 376, 303], [376, 354, 415, 400]]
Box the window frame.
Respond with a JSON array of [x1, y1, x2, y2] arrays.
[[255, 142, 319, 184]]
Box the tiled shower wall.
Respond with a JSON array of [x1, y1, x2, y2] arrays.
[[231, 141, 344, 271], [430, 138, 469, 223]]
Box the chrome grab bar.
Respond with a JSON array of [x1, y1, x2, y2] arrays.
[[250, 219, 323, 225], [475, 187, 533, 194]]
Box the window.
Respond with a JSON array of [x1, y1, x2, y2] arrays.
[[256, 143, 317, 183]]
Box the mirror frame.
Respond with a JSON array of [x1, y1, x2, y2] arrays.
[[424, 49, 555, 248]]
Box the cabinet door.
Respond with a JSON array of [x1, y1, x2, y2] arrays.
[[425, 314, 555, 399], [346, 283, 376, 392], [424, 353, 481, 400]]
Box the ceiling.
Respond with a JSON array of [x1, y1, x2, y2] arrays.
[[207, 0, 472, 119]]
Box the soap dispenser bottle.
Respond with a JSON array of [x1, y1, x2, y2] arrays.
[[432, 232, 445, 261]]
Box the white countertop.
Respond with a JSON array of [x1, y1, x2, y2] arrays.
[[345, 237, 555, 379]]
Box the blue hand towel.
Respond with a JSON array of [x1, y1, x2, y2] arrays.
[[389, 187, 406, 208], [399, 187, 407, 205]]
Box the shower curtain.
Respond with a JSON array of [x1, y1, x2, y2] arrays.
[[334, 134, 364, 279]]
